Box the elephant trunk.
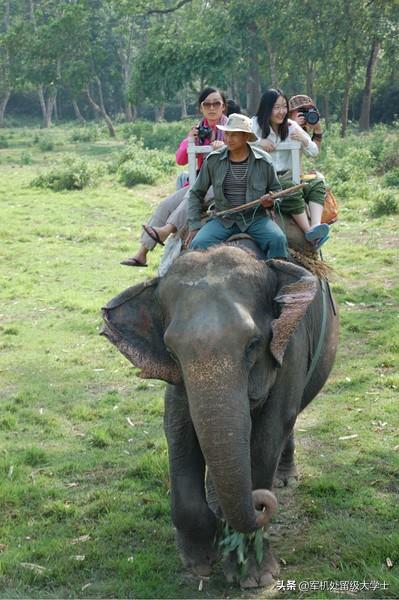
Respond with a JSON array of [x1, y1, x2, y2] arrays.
[[185, 373, 277, 533]]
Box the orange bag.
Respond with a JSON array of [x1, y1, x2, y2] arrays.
[[322, 187, 339, 224]]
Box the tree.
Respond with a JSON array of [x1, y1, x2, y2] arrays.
[[0, 0, 11, 125]]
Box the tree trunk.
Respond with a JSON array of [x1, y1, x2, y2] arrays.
[[340, 77, 351, 137], [72, 99, 85, 123], [86, 82, 116, 137], [0, 90, 11, 127], [246, 55, 261, 116], [246, 23, 261, 115], [125, 101, 133, 122], [306, 62, 314, 99], [43, 87, 57, 128], [154, 104, 165, 122], [322, 95, 329, 128], [359, 39, 380, 131], [264, 36, 277, 88], [180, 97, 187, 119], [53, 95, 59, 122], [37, 85, 47, 127]]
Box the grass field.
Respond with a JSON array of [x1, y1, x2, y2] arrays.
[[0, 123, 398, 599]]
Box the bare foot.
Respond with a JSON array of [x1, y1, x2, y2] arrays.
[[152, 224, 177, 243]]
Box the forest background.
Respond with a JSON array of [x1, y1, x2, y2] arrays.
[[1, 0, 399, 133], [1, 0, 399, 598]]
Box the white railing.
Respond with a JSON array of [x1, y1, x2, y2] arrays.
[[187, 141, 212, 187], [273, 140, 301, 184], [187, 139, 301, 187]]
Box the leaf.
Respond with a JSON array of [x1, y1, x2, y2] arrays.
[[254, 529, 264, 565], [236, 537, 245, 565]]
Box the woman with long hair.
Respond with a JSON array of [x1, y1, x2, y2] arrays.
[[251, 88, 329, 250]]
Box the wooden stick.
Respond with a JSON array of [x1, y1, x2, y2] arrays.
[[212, 183, 305, 218]]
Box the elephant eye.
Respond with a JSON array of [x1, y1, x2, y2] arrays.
[[166, 347, 179, 364], [245, 337, 261, 363]]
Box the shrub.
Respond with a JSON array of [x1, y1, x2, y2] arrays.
[[380, 136, 399, 171], [121, 119, 189, 151], [38, 138, 54, 152], [384, 168, 399, 188], [0, 134, 9, 148], [114, 136, 175, 187], [20, 151, 33, 165], [70, 126, 100, 142], [369, 190, 399, 217], [31, 155, 102, 191], [118, 159, 159, 186]]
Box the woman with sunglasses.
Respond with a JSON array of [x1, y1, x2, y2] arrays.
[[121, 87, 228, 267], [251, 89, 329, 251]]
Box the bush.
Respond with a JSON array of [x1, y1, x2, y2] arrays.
[[38, 138, 54, 152], [20, 151, 33, 165], [379, 136, 399, 171], [369, 190, 399, 217], [121, 119, 189, 151], [114, 137, 175, 187], [31, 155, 102, 191], [70, 126, 100, 142], [384, 168, 399, 188], [0, 135, 9, 148], [117, 159, 159, 186]]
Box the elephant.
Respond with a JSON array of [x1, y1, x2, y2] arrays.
[[101, 241, 339, 587]]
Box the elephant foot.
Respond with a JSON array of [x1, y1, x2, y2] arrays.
[[176, 530, 217, 577], [223, 537, 280, 588], [274, 462, 299, 488]]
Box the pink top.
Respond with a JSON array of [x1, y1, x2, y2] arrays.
[[175, 115, 228, 170]]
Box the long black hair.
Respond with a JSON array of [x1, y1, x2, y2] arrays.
[[255, 88, 289, 140]]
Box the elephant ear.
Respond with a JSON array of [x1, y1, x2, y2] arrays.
[[101, 278, 181, 384], [268, 260, 318, 367]]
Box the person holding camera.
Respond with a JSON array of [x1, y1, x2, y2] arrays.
[[288, 94, 323, 150], [121, 87, 227, 267], [251, 89, 329, 251]]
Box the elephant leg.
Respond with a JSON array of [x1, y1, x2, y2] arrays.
[[223, 537, 280, 589], [274, 430, 299, 488], [164, 384, 218, 576]]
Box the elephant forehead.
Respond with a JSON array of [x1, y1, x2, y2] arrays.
[[173, 266, 243, 288]]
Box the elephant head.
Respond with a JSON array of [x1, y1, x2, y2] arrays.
[[102, 246, 317, 532]]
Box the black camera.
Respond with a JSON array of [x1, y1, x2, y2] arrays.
[[301, 107, 320, 125], [197, 124, 213, 144]]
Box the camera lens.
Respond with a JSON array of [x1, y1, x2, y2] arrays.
[[305, 109, 320, 125]]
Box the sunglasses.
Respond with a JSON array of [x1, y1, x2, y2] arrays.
[[201, 100, 223, 109]]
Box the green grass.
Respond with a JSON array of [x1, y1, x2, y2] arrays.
[[0, 122, 398, 598]]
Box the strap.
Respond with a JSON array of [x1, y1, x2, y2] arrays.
[[304, 278, 327, 388]]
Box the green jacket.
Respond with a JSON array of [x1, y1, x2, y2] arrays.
[[188, 144, 281, 231]]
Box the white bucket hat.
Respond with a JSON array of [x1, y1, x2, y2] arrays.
[[217, 113, 258, 142]]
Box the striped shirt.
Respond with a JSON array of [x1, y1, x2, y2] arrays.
[[223, 158, 249, 207]]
